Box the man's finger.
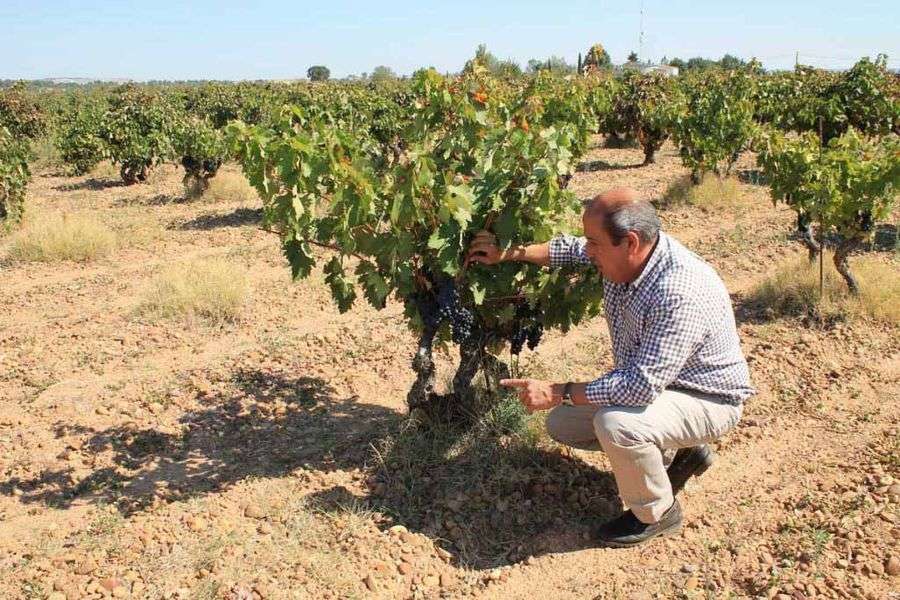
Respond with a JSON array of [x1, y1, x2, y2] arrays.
[[500, 378, 530, 389]]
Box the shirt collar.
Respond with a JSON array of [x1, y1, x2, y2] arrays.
[[626, 232, 668, 292]]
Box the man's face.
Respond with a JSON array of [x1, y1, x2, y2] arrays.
[[583, 212, 635, 284]]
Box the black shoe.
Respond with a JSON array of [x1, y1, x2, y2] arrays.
[[595, 500, 683, 548], [667, 444, 715, 496]]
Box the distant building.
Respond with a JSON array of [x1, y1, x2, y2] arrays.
[[614, 62, 679, 77], [642, 64, 679, 77]]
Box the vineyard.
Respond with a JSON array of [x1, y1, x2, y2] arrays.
[[0, 51, 899, 599]]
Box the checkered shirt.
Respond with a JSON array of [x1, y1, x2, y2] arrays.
[[549, 232, 755, 407]]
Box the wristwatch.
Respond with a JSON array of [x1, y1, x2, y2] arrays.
[[561, 382, 575, 406]]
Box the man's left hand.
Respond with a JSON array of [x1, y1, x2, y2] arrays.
[[499, 378, 559, 413]]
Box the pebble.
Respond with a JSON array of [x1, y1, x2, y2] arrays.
[[257, 522, 273, 534], [439, 573, 453, 588], [400, 531, 418, 546], [363, 575, 377, 591], [681, 564, 697, 574], [100, 577, 124, 592], [886, 555, 900, 576], [244, 505, 266, 519], [398, 563, 412, 575], [684, 575, 699, 591]]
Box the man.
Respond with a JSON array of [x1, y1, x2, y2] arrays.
[[466, 188, 754, 547]]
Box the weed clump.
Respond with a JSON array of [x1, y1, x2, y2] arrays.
[[138, 258, 249, 323], [661, 174, 746, 212], [6, 212, 116, 263], [748, 252, 900, 325], [202, 170, 258, 205]]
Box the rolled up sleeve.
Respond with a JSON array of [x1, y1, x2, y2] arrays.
[[548, 235, 591, 268]]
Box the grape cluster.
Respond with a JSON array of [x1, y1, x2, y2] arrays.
[[412, 281, 476, 344], [507, 303, 545, 355], [437, 281, 475, 344]]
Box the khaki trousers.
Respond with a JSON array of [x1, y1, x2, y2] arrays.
[[545, 388, 742, 523]]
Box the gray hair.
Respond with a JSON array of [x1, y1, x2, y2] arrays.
[[583, 197, 660, 246]]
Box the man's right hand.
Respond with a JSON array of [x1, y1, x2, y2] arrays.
[[466, 230, 505, 266]]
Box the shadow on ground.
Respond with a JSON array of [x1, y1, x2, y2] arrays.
[[0, 366, 620, 569], [54, 178, 125, 192], [176, 207, 263, 231], [0, 370, 387, 514], [868, 223, 898, 252], [736, 169, 768, 186], [309, 419, 621, 569], [577, 159, 645, 173]]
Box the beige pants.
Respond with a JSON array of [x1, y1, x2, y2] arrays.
[[545, 388, 742, 523]]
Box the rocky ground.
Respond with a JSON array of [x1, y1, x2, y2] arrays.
[[0, 140, 897, 600]]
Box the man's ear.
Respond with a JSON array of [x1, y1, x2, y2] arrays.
[[627, 231, 641, 255]]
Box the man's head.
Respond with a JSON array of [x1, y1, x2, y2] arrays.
[[582, 188, 661, 283]]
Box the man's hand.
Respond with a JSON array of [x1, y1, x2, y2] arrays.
[[465, 230, 505, 266], [500, 378, 559, 413]]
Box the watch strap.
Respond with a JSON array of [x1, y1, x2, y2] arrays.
[[562, 381, 574, 405]]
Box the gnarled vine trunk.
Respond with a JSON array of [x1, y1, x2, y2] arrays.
[[797, 213, 820, 262], [833, 237, 861, 295], [406, 318, 510, 426]]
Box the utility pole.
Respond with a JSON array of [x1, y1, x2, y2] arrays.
[[795, 51, 799, 68], [639, 0, 645, 63]]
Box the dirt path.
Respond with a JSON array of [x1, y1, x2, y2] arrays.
[[1, 141, 897, 600]]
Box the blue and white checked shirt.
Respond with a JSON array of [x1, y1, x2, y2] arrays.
[[549, 232, 755, 406]]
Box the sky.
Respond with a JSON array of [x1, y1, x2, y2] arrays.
[[3, 0, 898, 80]]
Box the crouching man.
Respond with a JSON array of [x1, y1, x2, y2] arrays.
[[466, 188, 755, 547]]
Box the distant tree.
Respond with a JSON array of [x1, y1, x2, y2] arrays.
[[547, 55, 575, 73], [496, 59, 522, 77], [719, 54, 746, 70], [668, 57, 687, 70], [371, 65, 397, 82], [686, 57, 717, 71], [465, 45, 523, 77], [464, 44, 500, 73], [526, 59, 545, 74], [627, 51, 639, 63], [307, 66, 330, 81], [583, 43, 612, 72]]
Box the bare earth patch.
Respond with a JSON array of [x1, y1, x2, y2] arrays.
[[1, 139, 897, 600]]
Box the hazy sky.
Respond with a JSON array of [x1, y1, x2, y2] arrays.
[[3, 0, 898, 80]]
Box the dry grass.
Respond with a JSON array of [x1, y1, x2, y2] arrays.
[[748, 252, 900, 325], [661, 174, 750, 213], [100, 208, 164, 249], [89, 160, 120, 181], [138, 257, 249, 323], [5, 212, 117, 263], [202, 170, 258, 205]]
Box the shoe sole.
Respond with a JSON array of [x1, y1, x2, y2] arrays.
[[597, 522, 684, 549]]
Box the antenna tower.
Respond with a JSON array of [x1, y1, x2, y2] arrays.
[[638, 0, 645, 61]]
